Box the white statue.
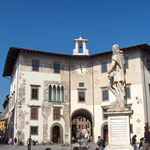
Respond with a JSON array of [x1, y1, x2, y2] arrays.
[[84, 130, 89, 143], [108, 44, 126, 109]]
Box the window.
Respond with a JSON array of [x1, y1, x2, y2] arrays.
[[102, 63, 107, 73], [57, 86, 60, 101], [86, 125, 88, 129], [49, 85, 65, 102], [79, 83, 84, 87], [102, 89, 109, 101], [79, 125, 81, 129], [54, 63, 60, 73], [31, 107, 38, 120], [126, 85, 131, 99], [78, 91, 85, 102], [147, 60, 150, 71], [30, 126, 38, 135], [125, 57, 128, 69], [32, 60, 39, 71], [79, 117, 83, 122], [79, 125, 83, 129], [31, 86, 39, 100], [61, 86, 64, 101], [53, 108, 60, 120], [49, 85, 52, 101], [53, 86, 56, 101]]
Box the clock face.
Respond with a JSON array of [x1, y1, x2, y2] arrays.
[[75, 64, 88, 76]]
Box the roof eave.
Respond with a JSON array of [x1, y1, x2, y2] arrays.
[[3, 43, 150, 77]]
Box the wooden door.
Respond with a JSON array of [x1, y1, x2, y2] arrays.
[[53, 126, 60, 143], [103, 125, 108, 142]]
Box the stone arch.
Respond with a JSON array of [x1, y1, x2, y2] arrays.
[[70, 108, 93, 141], [50, 123, 63, 143]]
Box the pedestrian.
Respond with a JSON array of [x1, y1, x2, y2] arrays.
[[97, 136, 104, 150], [143, 126, 150, 150], [72, 136, 75, 144], [139, 137, 144, 150], [132, 135, 137, 150], [14, 137, 17, 146], [27, 135, 32, 150], [8, 138, 12, 145], [145, 122, 150, 131]]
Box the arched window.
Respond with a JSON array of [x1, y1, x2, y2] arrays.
[[53, 86, 56, 101], [61, 86, 64, 101], [57, 86, 60, 101], [49, 85, 52, 101], [49, 85, 64, 102]]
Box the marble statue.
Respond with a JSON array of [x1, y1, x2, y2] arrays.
[[83, 129, 89, 143], [107, 44, 126, 109]]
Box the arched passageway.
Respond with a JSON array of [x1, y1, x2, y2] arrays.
[[71, 109, 93, 142]]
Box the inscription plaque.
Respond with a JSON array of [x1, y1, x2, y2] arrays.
[[109, 116, 129, 145]]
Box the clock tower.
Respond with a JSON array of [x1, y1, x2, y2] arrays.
[[73, 36, 89, 55]]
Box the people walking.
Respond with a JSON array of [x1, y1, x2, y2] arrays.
[[143, 126, 150, 150], [14, 137, 17, 146], [8, 138, 12, 145], [131, 135, 137, 150], [139, 137, 144, 150], [97, 136, 104, 150], [27, 135, 32, 150]]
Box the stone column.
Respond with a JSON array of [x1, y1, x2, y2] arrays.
[[73, 41, 79, 55], [83, 41, 86, 53]]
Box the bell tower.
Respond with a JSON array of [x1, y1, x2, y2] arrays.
[[73, 36, 89, 55]]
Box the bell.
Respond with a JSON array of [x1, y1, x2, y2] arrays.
[[79, 42, 82, 49]]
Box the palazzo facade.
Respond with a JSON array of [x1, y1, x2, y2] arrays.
[[2, 37, 150, 145]]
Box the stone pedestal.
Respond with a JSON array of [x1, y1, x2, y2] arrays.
[[104, 110, 133, 150]]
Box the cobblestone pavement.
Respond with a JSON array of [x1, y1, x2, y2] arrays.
[[0, 142, 98, 150]]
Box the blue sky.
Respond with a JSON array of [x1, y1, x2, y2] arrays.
[[0, 0, 150, 114]]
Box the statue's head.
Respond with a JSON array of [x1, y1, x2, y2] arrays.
[[112, 44, 120, 54]]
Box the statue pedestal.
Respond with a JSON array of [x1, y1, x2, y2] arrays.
[[104, 110, 133, 150]]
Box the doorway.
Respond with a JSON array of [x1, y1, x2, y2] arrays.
[[52, 126, 60, 143], [103, 125, 108, 142], [51, 123, 63, 143]]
